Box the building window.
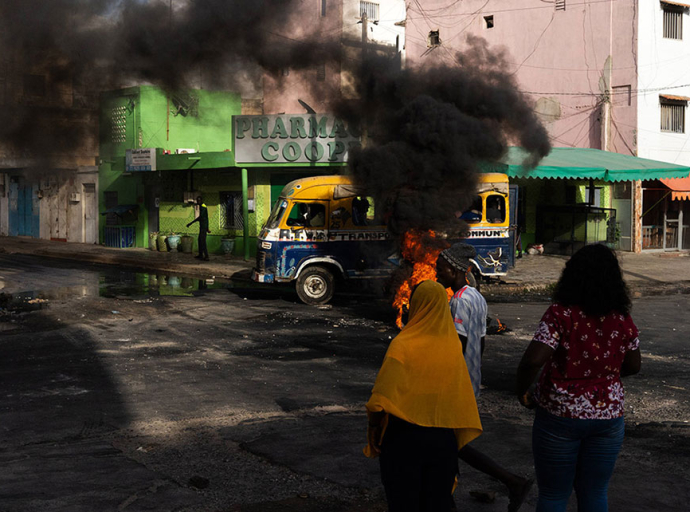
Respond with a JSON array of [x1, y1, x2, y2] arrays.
[[360, 1, 379, 21], [111, 105, 128, 144], [660, 99, 686, 133], [613, 84, 632, 107], [320, 0, 327, 17], [427, 30, 441, 47], [555, 0, 566, 11], [663, 6, 683, 40], [484, 15, 494, 29], [316, 63, 326, 82], [220, 191, 244, 230]]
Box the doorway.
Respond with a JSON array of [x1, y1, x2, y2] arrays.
[[146, 185, 160, 236], [8, 176, 39, 237], [641, 185, 690, 250], [611, 182, 632, 251], [83, 183, 97, 243]]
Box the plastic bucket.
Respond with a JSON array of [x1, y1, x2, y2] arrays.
[[167, 235, 181, 251], [180, 235, 194, 254], [221, 238, 235, 254]]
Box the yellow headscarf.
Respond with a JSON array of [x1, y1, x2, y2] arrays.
[[364, 280, 482, 457]]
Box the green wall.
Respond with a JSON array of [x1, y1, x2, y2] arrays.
[[100, 86, 240, 159], [99, 86, 242, 250], [99, 87, 345, 256]]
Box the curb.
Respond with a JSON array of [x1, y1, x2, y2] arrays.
[[481, 280, 690, 301], [6, 247, 253, 283]]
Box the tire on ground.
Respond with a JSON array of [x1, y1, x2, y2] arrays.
[[295, 265, 335, 305]]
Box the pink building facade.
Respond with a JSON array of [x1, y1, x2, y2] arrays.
[[406, 0, 690, 252]]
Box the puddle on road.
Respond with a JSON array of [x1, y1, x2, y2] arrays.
[[98, 272, 230, 298], [0, 271, 233, 306]]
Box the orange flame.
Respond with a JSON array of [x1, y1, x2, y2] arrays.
[[393, 230, 452, 329], [496, 317, 507, 333]]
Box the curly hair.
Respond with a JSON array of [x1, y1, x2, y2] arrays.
[[553, 244, 631, 316]]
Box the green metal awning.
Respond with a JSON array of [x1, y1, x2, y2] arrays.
[[487, 147, 690, 182]]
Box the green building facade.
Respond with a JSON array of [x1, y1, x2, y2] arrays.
[[98, 88, 349, 257]]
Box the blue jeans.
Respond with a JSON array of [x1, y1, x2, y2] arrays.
[[532, 407, 625, 512]]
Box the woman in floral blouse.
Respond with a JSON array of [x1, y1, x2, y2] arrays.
[[517, 244, 641, 512]]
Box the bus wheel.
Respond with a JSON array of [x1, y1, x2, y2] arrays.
[[296, 266, 335, 305]]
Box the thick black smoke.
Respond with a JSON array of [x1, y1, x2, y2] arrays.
[[0, 0, 336, 89], [1, 1, 550, 226], [338, 35, 550, 236], [0, 0, 339, 157]]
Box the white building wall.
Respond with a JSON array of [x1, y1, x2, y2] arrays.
[[342, 0, 406, 52], [636, 0, 690, 165]]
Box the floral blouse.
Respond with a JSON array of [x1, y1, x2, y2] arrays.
[[532, 303, 640, 420]]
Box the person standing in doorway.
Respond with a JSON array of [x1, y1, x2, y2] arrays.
[[187, 196, 210, 261], [436, 243, 533, 512]]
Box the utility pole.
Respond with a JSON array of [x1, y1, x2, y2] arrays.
[[360, 11, 368, 149], [361, 11, 368, 60], [601, 0, 614, 153], [600, 57, 612, 153]]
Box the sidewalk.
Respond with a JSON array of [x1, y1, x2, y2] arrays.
[[0, 235, 254, 282], [482, 249, 690, 299], [2, 235, 689, 298]]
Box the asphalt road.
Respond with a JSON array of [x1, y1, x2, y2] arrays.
[[0, 255, 688, 511]]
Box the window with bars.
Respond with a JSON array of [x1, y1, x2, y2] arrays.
[[220, 191, 244, 230], [111, 105, 128, 144], [660, 99, 686, 133], [663, 6, 683, 40], [555, 0, 566, 11], [360, 1, 379, 21]]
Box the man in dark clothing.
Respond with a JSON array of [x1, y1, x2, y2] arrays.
[[187, 196, 210, 261]]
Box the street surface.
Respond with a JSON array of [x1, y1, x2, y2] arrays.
[[0, 254, 688, 511]]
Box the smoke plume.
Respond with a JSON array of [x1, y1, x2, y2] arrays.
[[339, 35, 551, 236], [0, 0, 340, 159], [0, 1, 550, 221]]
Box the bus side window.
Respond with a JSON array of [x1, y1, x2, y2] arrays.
[[352, 196, 370, 226], [486, 195, 506, 224], [286, 202, 326, 227], [459, 196, 482, 224], [308, 203, 326, 227], [285, 203, 303, 226]]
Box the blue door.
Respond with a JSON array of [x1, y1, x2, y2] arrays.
[[9, 178, 40, 237]]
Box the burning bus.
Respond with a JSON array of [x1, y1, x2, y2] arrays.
[[251, 173, 517, 304]]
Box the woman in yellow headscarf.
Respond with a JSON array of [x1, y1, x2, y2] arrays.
[[365, 280, 482, 512]]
